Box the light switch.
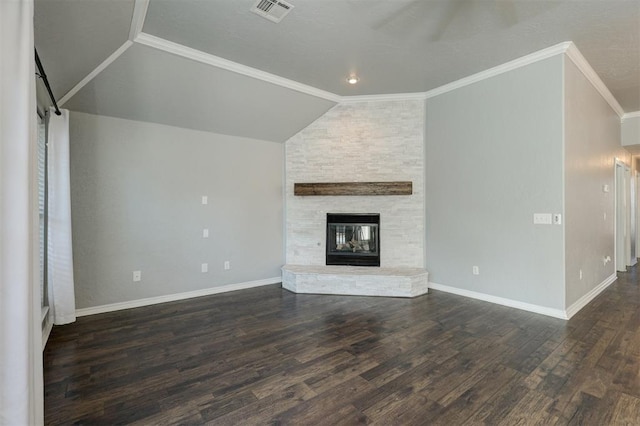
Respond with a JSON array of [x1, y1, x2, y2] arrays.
[[533, 213, 552, 224], [202, 228, 209, 238], [201, 195, 208, 205], [603, 184, 610, 193]]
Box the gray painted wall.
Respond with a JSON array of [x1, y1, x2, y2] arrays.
[[622, 116, 640, 147], [70, 112, 283, 309], [563, 59, 629, 307], [425, 56, 565, 310]]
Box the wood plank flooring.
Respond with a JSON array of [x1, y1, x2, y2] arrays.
[[44, 268, 640, 425]]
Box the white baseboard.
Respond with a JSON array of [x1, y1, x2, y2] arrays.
[[428, 282, 568, 319], [75, 277, 282, 317], [564, 273, 617, 319], [629, 258, 637, 267]]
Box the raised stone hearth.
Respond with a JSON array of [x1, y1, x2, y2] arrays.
[[282, 265, 429, 298]]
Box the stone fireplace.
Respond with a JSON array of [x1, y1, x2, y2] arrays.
[[282, 99, 429, 297]]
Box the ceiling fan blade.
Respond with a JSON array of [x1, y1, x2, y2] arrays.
[[371, 0, 425, 31], [429, 0, 467, 42], [494, 0, 518, 27]]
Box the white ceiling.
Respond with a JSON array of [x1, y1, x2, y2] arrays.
[[34, 0, 134, 103], [142, 0, 639, 109], [63, 43, 336, 142], [34, 0, 640, 142]]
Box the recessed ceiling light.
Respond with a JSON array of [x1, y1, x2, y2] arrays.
[[347, 75, 359, 85]]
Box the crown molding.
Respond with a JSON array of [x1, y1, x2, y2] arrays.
[[57, 0, 146, 107], [339, 42, 573, 104], [59, 40, 133, 106], [128, 35, 575, 107], [422, 41, 572, 100], [129, 0, 150, 41], [134, 32, 342, 103], [564, 42, 624, 119], [622, 111, 640, 122], [58, 32, 627, 123], [340, 92, 427, 103]]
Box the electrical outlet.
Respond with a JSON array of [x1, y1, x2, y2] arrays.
[[201, 263, 208, 273], [472, 266, 479, 275], [553, 214, 562, 225], [201, 195, 208, 205], [133, 270, 141, 282], [224, 260, 231, 270], [202, 228, 209, 238]]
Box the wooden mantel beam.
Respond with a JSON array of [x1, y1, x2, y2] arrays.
[[294, 181, 412, 196]]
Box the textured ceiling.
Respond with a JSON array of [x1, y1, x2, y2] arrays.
[[62, 43, 336, 142], [33, 0, 640, 143], [143, 0, 640, 111], [34, 0, 135, 104]]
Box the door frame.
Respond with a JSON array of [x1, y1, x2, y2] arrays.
[[615, 159, 629, 272]]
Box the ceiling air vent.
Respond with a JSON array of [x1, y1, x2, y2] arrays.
[[251, 0, 294, 23]]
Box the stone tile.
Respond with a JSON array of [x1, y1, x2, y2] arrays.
[[282, 265, 429, 298], [285, 100, 426, 269]]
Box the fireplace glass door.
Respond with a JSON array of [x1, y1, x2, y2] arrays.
[[326, 213, 380, 266]]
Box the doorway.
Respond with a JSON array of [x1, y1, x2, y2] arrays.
[[615, 160, 630, 272]]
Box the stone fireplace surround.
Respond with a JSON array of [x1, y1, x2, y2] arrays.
[[282, 100, 429, 298]]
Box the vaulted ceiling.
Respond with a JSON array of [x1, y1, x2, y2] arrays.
[[34, 0, 640, 142]]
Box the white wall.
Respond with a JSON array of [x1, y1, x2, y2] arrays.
[[563, 58, 629, 308], [425, 56, 566, 310], [285, 100, 425, 268], [70, 112, 284, 309], [622, 116, 640, 147]]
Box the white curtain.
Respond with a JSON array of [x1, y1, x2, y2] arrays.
[[47, 109, 76, 325], [0, 0, 45, 424]]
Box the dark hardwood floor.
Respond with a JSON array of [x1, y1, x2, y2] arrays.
[[44, 268, 640, 425]]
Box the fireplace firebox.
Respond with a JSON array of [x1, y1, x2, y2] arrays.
[[326, 213, 380, 266]]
